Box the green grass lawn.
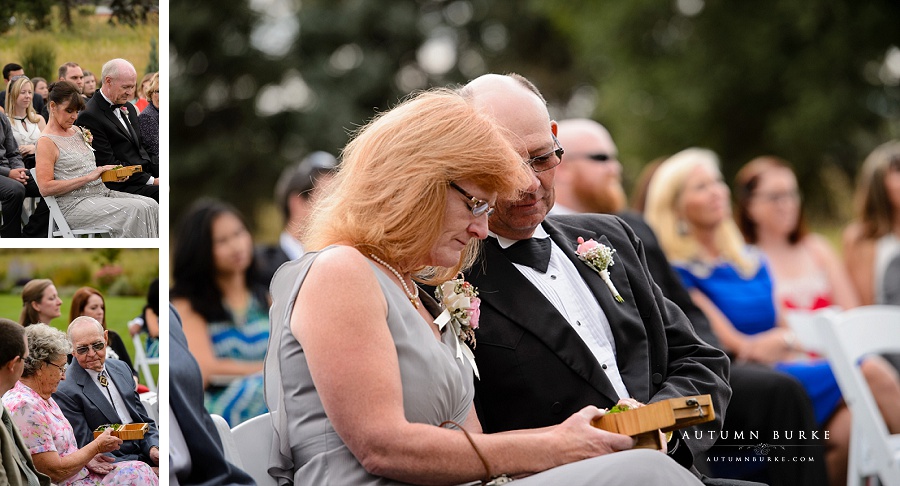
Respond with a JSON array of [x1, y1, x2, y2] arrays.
[[0, 294, 158, 382]]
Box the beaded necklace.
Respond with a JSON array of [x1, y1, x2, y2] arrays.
[[369, 253, 419, 308]]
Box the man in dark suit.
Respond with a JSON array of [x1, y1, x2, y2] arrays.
[[553, 118, 828, 485], [53, 317, 160, 469], [169, 304, 255, 485], [460, 74, 731, 475], [76, 58, 159, 201]]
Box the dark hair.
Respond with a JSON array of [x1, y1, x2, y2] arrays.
[[2, 63, 22, 81], [57, 62, 80, 80], [69, 287, 108, 329], [146, 278, 159, 315], [734, 156, 808, 245], [275, 151, 338, 219], [0, 318, 26, 366], [47, 81, 86, 112], [171, 198, 267, 322]]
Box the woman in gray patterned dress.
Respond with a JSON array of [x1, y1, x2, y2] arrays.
[[33, 81, 157, 238], [264, 88, 704, 486]]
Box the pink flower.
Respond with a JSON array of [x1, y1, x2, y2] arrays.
[[468, 297, 481, 329], [576, 236, 600, 254]]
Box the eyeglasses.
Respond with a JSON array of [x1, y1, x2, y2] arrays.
[[525, 134, 565, 173], [449, 182, 494, 217], [149, 90, 159, 95], [569, 152, 615, 163], [45, 361, 67, 374], [74, 341, 106, 355]]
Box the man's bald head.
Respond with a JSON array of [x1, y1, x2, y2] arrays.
[[554, 118, 626, 214], [461, 74, 559, 240]]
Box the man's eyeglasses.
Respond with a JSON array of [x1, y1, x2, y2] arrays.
[[45, 361, 68, 374], [525, 134, 565, 173], [449, 182, 494, 217], [74, 341, 106, 355]]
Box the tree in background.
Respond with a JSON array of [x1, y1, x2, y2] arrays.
[[1, 0, 158, 31]]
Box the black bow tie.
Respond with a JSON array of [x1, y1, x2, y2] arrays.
[[500, 237, 552, 273], [111, 103, 127, 110]]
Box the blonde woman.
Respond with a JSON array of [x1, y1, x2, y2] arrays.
[[843, 140, 900, 305], [6, 76, 46, 166], [645, 148, 900, 486]]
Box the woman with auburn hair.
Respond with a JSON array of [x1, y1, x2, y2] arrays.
[[645, 148, 900, 486], [735, 156, 859, 310], [843, 140, 900, 305], [263, 88, 680, 486], [19, 279, 62, 327], [69, 287, 136, 378]]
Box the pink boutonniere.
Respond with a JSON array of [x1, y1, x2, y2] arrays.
[[575, 236, 624, 303], [119, 106, 129, 115], [434, 274, 481, 378]]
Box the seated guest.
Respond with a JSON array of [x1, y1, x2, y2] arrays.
[[0, 318, 52, 486], [19, 279, 62, 327], [2, 324, 157, 485], [5, 75, 50, 237], [735, 156, 859, 310], [0, 63, 44, 114], [265, 88, 703, 485], [81, 72, 96, 100], [137, 73, 159, 161], [52, 317, 160, 471], [35, 81, 159, 238], [169, 305, 255, 485], [134, 73, 153, 114], [843, 140, 900, 305], [75, 59, 159, 200], [172, 200, 270, 426], [554, 119, 826, 485], [644, 147, 900, 486], [256, 150, 338, 286], [32, 77, 49, 101], [0, 103, 36, 238], [69, 287, 137, 379]]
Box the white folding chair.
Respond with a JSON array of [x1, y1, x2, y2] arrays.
[[132, 332, 160, 392], [28, 168, 110, 238], [784, 308, 835, 355], [139, 391, 159, 423], [210, 413, 243, 469], [819, 305, 900, 486], [231, 412, 277, 486]]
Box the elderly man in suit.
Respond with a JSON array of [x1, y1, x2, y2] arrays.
[[459, 74, 732, 482], [0, 318, 51, 486], [52, 316, 160, 469], [76, 58, 160, 201]]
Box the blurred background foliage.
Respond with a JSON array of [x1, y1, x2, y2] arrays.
[[170, 0, 900, 242]]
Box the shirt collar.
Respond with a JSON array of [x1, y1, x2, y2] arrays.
[[489, 224, 550, 249]]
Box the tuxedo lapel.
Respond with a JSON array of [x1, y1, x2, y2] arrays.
[[473, 237, 621, 403], [544, 218, 651, 402], [101, 100, 133, 141], [71, 362, 121, 425]]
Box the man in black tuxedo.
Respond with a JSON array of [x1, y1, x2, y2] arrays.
[[76, 58, 159, 201], [460, 74, 731, 478], [553, 118, 827, 485]]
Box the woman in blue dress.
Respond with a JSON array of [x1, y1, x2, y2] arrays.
[[172, 198, 270, 426], [644, 148, 900, 486]]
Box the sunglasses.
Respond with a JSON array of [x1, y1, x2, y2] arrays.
[[571, 153, 614, 163], [74, 341, 106, 355], [449, 182, 494, 217]]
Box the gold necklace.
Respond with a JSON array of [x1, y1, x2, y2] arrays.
[[369, 254, 419, 308]]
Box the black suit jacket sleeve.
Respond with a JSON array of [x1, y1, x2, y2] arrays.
[[469, 214, 730, 467], [170, 305, 255, 486]]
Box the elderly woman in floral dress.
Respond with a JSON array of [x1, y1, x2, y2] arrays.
[[1, 325, 158, 485]]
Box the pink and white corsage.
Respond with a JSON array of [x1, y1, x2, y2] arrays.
[[575, 236, 624, 303], [434, 275, 481, 379]]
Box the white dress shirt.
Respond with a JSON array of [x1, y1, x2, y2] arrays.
[[491, 225, 630, 399], [85, 366, 135, 424]]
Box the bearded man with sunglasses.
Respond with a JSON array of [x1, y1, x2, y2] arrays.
[[52, 316, 160, 471]]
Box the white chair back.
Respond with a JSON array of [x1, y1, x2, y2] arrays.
[[139, 391, 159, 423], [28, 168, 110, 238], [132, 332, 160, 392], [231, 412, 277, 486], [784, 308, 836, 355], [210, 413, 243, 469], [819, 305, 900, 486]]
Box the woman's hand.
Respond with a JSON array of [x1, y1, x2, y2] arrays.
[[552, 405, 636, 461], [91, 429, 123, 454], [739, 328, 797, 364], [19, 144, 36, 156], [92, 165, 118, 180], [86, 454, 115, 475]]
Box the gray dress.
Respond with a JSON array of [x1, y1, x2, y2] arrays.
[[38, 130, 158, 238], [265, 247, 703, 486]]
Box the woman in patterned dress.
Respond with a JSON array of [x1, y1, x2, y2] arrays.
[[171, 198, 270, 426], [1, 325, 158, 485], [34, 81, 158, 238]]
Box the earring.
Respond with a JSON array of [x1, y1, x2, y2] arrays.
[[677, 219, 689, 236]]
